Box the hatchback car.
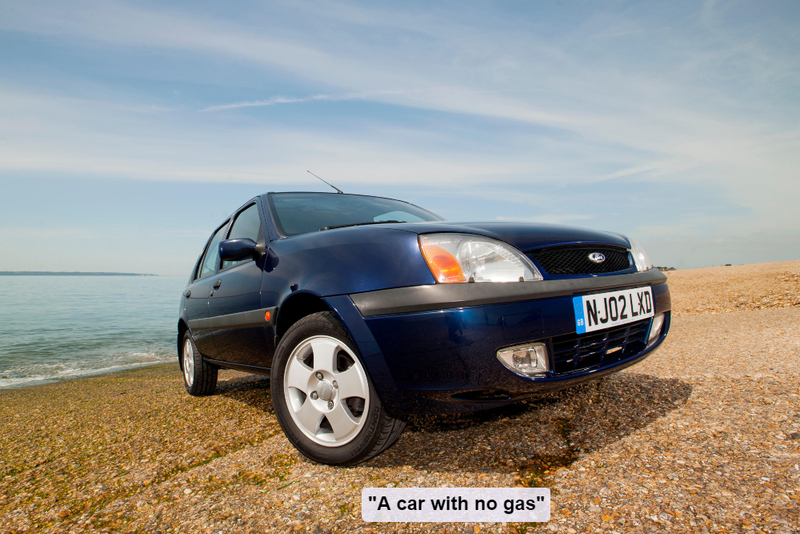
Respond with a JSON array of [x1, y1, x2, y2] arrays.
[[178, 192, 670, 465]]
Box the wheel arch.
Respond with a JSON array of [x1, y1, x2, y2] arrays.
[[275, 291, 335, 344], [177, 319, 189, 366]]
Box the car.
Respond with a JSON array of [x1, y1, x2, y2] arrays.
[[178, 191, 671, 465]]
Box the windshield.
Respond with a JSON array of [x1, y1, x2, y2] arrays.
[[267, 192, 444, 237]]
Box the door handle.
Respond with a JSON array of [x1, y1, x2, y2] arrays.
[[213, 279, 222, 289]]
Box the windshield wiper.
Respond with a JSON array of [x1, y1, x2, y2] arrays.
[[319, 220, 405, 231]]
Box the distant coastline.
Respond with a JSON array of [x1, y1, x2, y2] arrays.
[[0, 271, 157, 276]]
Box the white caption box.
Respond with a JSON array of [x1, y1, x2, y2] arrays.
[[362, 487, 550, 523]]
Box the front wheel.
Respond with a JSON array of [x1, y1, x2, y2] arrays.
[[271, 312, 405, 465]]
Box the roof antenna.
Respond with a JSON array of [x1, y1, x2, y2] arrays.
[[307, 170, 344, 194]]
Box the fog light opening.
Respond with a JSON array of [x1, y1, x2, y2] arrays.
[[648, 313, 665, 345], [496, 342, 549, 377]]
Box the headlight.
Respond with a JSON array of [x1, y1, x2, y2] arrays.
[[419, 233, 542, 283], [629, 238, 653, 272]]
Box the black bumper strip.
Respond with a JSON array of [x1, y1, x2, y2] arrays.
[[350, 270, 668, 317], [188, 306, 277, 331]]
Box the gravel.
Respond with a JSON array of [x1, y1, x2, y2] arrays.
[[665, 260, 800, 316], [1, 261, 798, 533]]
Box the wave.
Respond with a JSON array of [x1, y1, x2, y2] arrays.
[[0, 351, 175, 389]]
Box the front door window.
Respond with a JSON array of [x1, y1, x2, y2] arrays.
[[199, 224, 228, 279]]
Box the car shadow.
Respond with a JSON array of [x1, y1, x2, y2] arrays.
[[216, 372, 273, 412], [213, 371, 692, 479], [370, 372, 692, 478]]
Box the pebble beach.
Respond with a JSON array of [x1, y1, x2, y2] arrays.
[[1, 261, 798, 533]]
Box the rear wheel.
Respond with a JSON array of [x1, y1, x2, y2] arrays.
[[182, 331, 218, 396], [271, 311, 405, 465]]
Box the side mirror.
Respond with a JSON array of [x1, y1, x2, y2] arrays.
[[219, 238, 257, 262]]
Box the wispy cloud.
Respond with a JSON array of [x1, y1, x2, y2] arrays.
[[2, 227, 100, 239], [200, 88, 467, 112], [201, 93, 360, 112], [496, 215, 594, 225]]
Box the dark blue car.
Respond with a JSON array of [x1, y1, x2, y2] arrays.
[[178, 192, 670, 465]]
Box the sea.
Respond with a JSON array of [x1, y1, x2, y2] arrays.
[[0, 275, 189, 389]]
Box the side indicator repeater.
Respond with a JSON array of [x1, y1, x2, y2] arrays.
[[265, 311, 271, 322]]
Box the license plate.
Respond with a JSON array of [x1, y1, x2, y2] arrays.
[[573, 286, 654, 334]]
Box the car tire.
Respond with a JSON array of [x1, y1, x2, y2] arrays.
[[271, 311, 405, 465], [181, 330, 218, 396]]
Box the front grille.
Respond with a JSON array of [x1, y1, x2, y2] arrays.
[[551, 319, 649, 374], [528, 246, 631, 276]]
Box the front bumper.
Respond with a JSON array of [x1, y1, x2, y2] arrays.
[[329, 270, 671, 415]]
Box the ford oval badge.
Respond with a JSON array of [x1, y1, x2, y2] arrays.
[[588, 252, 606, 264]]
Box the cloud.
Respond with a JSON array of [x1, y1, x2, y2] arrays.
[[0, 88, 549, 185], [2, 227, 100, 239], [0, 0, 798, 269], [496, 215, 594, 225], [199, 88, 466, 112], [201, 93, 358, 112]]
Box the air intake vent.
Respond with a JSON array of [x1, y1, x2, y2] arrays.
[[551, 319, 649, 374]]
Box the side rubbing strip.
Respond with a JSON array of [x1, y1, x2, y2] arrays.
[[189, 307, 277, 331]]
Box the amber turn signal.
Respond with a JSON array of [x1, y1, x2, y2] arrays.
[[419, 242, 466, 283]]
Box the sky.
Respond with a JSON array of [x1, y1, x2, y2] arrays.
[[0, 0, 798, 275]]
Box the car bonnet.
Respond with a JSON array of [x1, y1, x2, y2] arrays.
[[392, 221, 631, 251]]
